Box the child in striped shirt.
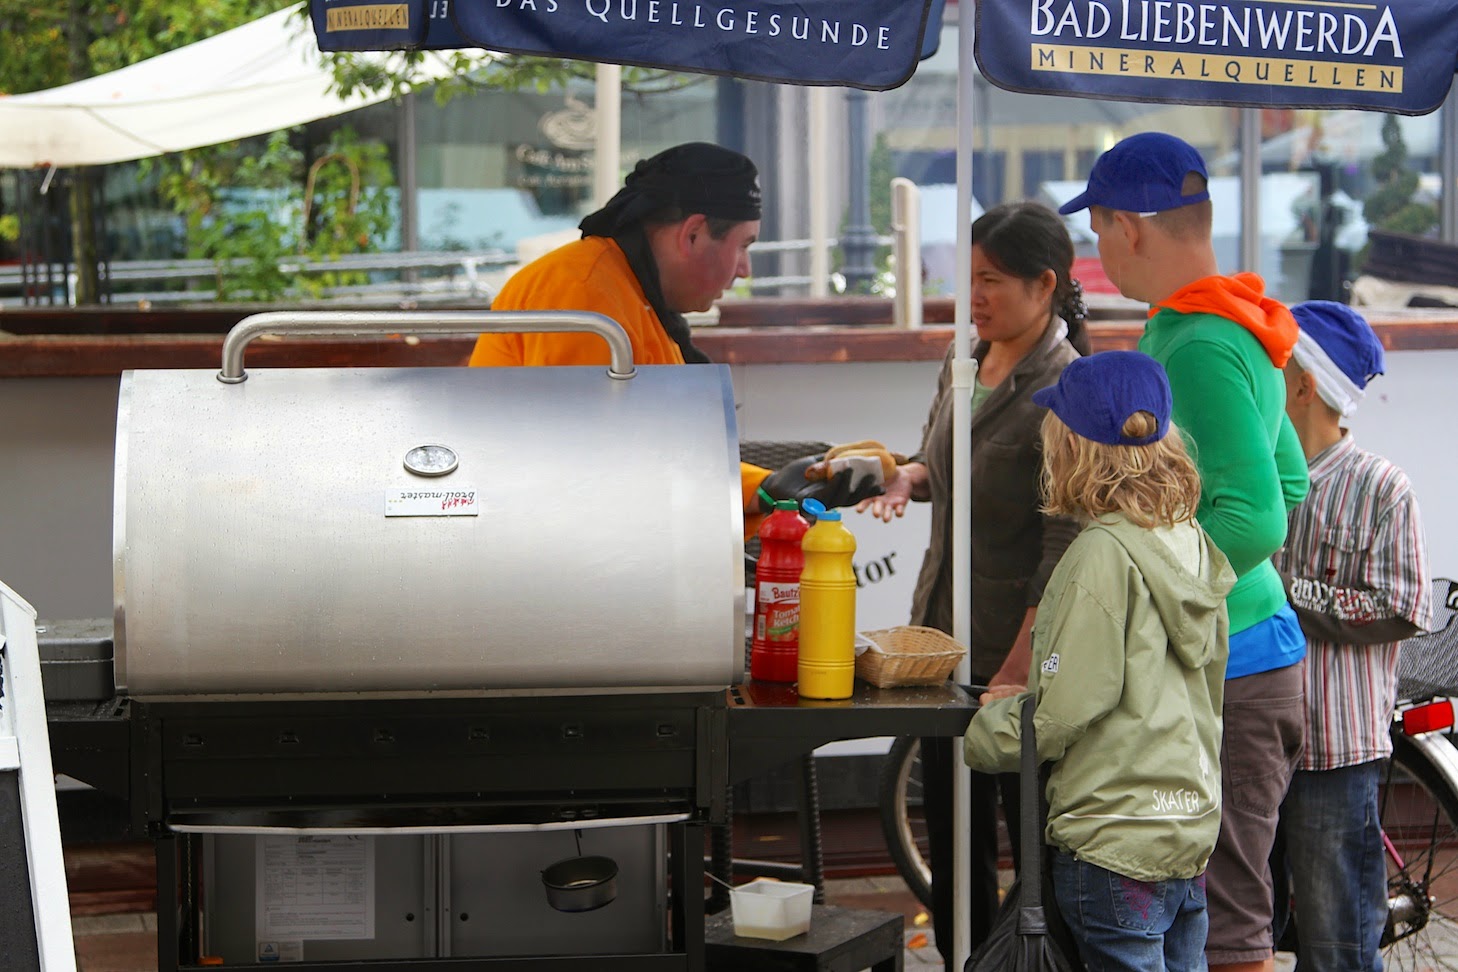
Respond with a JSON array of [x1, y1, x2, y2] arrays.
[[1273, 300, 1433, 972]]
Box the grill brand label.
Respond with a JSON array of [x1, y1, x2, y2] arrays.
[[385, 487, 479, 517]]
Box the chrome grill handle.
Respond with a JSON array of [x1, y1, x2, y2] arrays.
[[217, 310, 637, 383]]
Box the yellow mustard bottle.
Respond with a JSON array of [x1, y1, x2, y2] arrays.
[[796, 498, 857, 699]]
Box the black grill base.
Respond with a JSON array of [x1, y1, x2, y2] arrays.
[[130, 691, 726, 971], [130, 692, 727, 834]]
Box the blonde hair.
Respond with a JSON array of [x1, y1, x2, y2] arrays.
[[1040, 410, 1202, 528]]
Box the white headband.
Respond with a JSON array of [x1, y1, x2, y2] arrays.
[[1290, 329, 1364, 418]]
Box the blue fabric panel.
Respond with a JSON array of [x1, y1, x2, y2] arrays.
[[313, 0, 941, 91], [451, 0, 937, 90], [975, 1, 1458, 116]]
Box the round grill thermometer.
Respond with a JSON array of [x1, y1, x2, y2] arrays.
[[403, 444, 458, 477]]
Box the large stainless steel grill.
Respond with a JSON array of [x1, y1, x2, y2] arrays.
[[103, 312, 740, 970]]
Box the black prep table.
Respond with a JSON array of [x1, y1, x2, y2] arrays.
[[43, 662, 975, 971], [713, 678, 975, 917], [726, 678, 975, 783], [44, 679, 978, 817], [44, 682, 978, 854]]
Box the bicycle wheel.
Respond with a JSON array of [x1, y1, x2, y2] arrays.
[[878, 735, 934, 909], [1381, 728, 1458, 971]]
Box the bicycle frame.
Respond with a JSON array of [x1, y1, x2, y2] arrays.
[[1381, 698, 1458, 949]]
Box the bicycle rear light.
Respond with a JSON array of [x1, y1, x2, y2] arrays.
[[1402, 699, 1455, 735]]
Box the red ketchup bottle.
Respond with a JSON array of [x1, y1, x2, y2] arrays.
[[750, 499, 808, 682]]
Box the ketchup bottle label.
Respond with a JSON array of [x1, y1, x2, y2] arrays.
[[757, 581, 801, 640]]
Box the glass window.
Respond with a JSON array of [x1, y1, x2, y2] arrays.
[[1241, 108, 1444, 305], [407, 70, 718, 256], [1021, 151, 1065, 199], [869, 19, 1234, 298], [869, 18, 1453, 307]]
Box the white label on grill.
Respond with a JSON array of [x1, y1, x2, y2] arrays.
[[384, 487, 480, 517], [257, 835, 375, 940]]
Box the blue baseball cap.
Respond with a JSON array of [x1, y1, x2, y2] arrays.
[[1058, 132, 1210, 216], [1290, 301, 1385, 389], [1032, 351, 1172, 446]]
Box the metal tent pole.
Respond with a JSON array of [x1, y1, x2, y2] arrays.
[[594, 64, 622, 209], [841, 89, 878, 291], [1240, 108, 1262, 273], [1442, 81, 1458, 243], [951, 7, 977, 970]]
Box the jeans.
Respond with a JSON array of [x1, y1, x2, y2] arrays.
[[1277, 761, 1387, 972], [1052, 851, 1209, 972]]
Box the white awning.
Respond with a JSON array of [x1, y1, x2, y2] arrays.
[[0, 8, 463, 168]]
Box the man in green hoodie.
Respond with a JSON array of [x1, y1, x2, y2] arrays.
[[1060, 132, 1311, 972]]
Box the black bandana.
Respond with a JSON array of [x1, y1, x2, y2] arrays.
[[578, 142, 761, 238]]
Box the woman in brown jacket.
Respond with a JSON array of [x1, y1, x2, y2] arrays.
[[861, 201, 1089, 963]]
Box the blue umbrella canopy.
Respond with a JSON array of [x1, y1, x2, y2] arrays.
[[975, 0, 1458, 116], [309, 0, 1458, 113], [311, 0, 943, 90]]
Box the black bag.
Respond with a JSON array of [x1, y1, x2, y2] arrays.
[[966, 696, 1086, 971]]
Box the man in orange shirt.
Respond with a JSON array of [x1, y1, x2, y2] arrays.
[[471, 141, 759, 371], [471, 142, 875, 535]]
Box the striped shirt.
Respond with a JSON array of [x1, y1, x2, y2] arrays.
[[1274, 433, 1432, 771]]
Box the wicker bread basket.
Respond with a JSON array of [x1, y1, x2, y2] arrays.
[[855, 626, 966, 688]]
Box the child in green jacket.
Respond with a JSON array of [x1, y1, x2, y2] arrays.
[[966, 350, 1236, 972]]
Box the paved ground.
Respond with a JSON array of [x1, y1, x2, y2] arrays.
[[67, 871, 1318, 972], [67, 852, 1444, 971], [73, 912, 158, 972], [821, 874, 944, 967], [69, 869, 939, 971], [63, 895, 1418, 972]]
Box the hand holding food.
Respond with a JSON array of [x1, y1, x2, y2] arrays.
[[804, 440, 906, 483]]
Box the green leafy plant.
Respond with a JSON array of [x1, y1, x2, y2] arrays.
[[297, 127, 397, 297], [1357, 115, 1439, 268], [155, 125, 395, 301], [0, 0, 295, 302], [157, 131, 302, 300], [831, 132, 895, 295], [312, 3, 709, 108], [305, 0, 710, 202]]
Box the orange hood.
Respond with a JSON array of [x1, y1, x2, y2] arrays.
[[1150, 272, 1298, 368]]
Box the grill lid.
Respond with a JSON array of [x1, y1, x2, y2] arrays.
[[114, 312, 745, 696]]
